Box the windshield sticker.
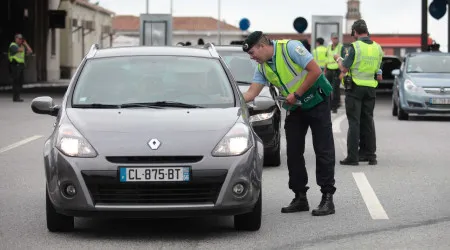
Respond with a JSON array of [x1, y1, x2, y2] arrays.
[[79, 97, 87, 102]]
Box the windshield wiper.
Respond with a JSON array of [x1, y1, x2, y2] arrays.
[[121, 101, 204, 108], [407, 70, 423, 73], [236, 81, 252, 85], [72, 103, 120, 108]]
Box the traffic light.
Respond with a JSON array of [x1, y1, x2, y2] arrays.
[[429, 0, 447, 20]]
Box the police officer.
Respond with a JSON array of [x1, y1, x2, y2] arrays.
[[241, 31, 336, 216], [334, 20, 382, 166], [325, 33, 343, 113], [312, 38, 327, 71], [8, 33, 33, 102]]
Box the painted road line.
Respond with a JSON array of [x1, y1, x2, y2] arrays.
[[0, 135, 43, 154], [332, 114, 347, 133], [352, 172, 389, 220]]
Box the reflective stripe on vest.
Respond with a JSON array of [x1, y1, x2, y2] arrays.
[[350, 40, 383, 88], [8, 42, 25, 63], [326, 43, 342, 70], [257, 40, 308, 97], [313, 46, 327, 67]]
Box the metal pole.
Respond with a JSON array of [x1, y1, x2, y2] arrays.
[[170, 0, 173, 15], [421, 0, 428, 51], [146, 0, 149, 14], [448, 3, 450, 52], [217, 0, 221, 45]]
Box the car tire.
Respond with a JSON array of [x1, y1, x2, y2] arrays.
[[46, 187, 74, 232], [234, 189, 262, 231], [392, 98, 398, 116], [264, 144, 281, 167], [397, 104, 409, 121]]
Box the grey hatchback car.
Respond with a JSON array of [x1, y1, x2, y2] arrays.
[[31, 43, 264, 232]]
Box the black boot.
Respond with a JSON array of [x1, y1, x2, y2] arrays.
[[312, 193, 335, 216], [281, 193, 309, 213]]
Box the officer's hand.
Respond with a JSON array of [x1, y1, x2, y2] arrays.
[[333, 54, 339, 60], [339, 72, 344, 80], [377, 74, 383, 81], [286, 93, 297, 105]]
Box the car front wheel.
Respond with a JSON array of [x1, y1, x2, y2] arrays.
[[46, 187, 74, 232], [234, 190, 262, 231]]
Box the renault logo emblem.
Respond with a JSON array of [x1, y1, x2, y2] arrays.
[[148, 139, 161, 150]]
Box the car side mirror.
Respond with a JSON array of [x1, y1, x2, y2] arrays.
[[31, 96, 60, 117], [391, 69, 400, 76]]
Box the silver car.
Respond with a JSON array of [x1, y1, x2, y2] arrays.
[[31, 44, 264, 232], [392, 52, 450, 120]]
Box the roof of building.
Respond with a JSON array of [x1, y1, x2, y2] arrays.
[[264, 33, 434, 48], [113, 15, 241, 32], [73, 0, 115, 15]]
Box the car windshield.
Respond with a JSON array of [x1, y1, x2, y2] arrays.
[[406, 54, 450, 73], [72, 56, 235, 108], [217, 50, 257, 84]]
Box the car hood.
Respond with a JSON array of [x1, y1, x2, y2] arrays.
[[409, 73, 450, 87], [65, 107, 241, 156], [238, 85, 276, 112]]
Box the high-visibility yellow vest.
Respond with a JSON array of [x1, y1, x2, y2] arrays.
[[313, 45, 327, 67], [8, 42, 25, 64], [349, 40, 383, 88], [257, 40, 332, 111], [326, 43, 342, 70]]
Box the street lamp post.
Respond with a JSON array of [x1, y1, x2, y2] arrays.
[[146, 0, 149, 14], [217, 0, 221, 45]]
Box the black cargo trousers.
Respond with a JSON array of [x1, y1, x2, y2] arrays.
[[345, 85, 377, 161], [284, 97, 336, 195]]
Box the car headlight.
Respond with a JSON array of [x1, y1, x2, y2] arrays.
[[404, 79, 424, 93], [55, 123, 97, 157], [249, 109, 276, 123], [212, 122, 253, 157]]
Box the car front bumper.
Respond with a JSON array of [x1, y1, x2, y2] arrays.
[[44, 143, 263, 218], [400, 91, 450, 114]]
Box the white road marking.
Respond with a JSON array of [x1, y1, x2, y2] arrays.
[[332, 114, 347, 133], [352, 172, 389, 220], [0, 135, 43, 154]]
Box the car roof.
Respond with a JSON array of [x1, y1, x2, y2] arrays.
[[406, 52, 450, 57], [86, 44, 219, 59], [214, 45, 244, 52]]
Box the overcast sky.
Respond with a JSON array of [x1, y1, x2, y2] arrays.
[[98, 0, 448, 52]]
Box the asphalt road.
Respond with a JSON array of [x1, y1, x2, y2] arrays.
[[1, 91, 449, 250]]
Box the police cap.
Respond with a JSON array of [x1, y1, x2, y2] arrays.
[[243, 31, 263, 52]]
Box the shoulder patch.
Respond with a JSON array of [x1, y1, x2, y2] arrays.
[[295, 45, 307, 56]]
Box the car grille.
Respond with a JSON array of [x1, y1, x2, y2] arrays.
[[105, 156, 203, 164], [82, 170, 227, 205], [423, 87, 450, 95]]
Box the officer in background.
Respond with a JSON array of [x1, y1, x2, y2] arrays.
[[325, 33, 343, 113], [8, 33, 33, 102], [335, 20, 382, 166], [241, 31, 336, 216], [313, 38, 327, 71]]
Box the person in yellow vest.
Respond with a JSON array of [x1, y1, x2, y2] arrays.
[[312, 37, 327, 71], [241, 31, 336, 216], [8, 33, 33, 102], [334, 20, 383, 166], [324, 33, 343, 113]]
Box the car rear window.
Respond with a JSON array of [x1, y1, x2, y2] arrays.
[[407, 55, 450, 73], [217, 50, 257, 83], [72, 56, 236, 108]]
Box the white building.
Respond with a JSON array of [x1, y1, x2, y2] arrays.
[[59, 0, 114, 78], [112, 15, 249, 47]]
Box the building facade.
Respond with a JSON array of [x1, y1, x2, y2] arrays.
[[112, 15, 249, 47], [59, 0, 114, 78]]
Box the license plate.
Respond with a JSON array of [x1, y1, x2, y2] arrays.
[[119, 167, 190, 182], [430, 98, 450, 105]]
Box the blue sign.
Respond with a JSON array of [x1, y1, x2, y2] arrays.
[[239, 18, 250, 31], [293, 17, 308, 33], [429, 0, 447, 20]]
